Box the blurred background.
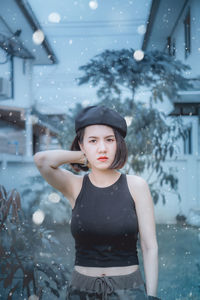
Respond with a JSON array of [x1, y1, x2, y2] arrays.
[[0, 0, 200, 299]]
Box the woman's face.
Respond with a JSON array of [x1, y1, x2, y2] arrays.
[[79, 124, 117, 170]]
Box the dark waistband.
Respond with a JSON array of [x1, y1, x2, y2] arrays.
[[69, 268, 145, 300]]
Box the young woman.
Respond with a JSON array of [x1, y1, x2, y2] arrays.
[[34, 105, 161, 300]]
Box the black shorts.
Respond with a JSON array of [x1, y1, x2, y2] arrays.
[[66, 267, 148, 300]]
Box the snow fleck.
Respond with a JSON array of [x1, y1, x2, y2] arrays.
[[137, 25, 146, 35], [82, 99, 90, 107]]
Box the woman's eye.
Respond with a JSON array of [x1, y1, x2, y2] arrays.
[[90, 139, 96, 143], [107, 139, 114, 142]]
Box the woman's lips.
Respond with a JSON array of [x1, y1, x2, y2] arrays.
[[98, 157, 108, 161]]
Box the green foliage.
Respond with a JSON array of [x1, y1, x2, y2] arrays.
[[56, 102, 84, 152], [77, 49, 192, 103], [72, 48, 192, 205], [20, 175, 71, 225], [0, 185, 69, 299]]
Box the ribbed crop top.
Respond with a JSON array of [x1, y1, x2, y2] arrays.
[[70, 173, 139, 267]]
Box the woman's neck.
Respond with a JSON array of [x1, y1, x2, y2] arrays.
[[88, 169, 121, 187]]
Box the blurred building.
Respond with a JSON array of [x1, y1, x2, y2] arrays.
[[142, 0, 200, 223], [0, 0, 62, 189]]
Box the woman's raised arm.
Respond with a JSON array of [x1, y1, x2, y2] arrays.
[[33, 150, 85, 204], [34, 149, 85, 169]]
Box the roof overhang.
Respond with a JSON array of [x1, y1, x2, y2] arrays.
[[0, 0, 58, 64], [142, 0, 189, 51], [0, 106, 60, 136], [177, 91, 200, 103]]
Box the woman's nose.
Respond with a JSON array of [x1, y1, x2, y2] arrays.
[[98, 140, 106, 151]]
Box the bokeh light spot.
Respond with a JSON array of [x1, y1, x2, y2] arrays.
[[28, 295, 39, 300], [125, 116, 133, 127], [32, 210, 45, 225], [48, 12, 61, 23], [89, 1, 98, 10], [32, 30, 45, 45], [48, 192, 61, 203], [133, 50, 144, 61]]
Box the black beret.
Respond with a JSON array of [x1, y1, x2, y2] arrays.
[[75, 105, 127, 138]]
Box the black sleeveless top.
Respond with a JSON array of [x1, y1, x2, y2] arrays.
[[70, 173, 139, 267]]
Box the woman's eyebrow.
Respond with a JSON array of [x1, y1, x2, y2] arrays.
[[88, 135, 115, 139]]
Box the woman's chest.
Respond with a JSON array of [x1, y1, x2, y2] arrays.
[[71, 190, 138, 239]]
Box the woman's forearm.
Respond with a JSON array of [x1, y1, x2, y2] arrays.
[[142, 247, 159, 297], [33, 150, 85, 168]]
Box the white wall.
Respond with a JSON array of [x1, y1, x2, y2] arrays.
[[0, 122, 26, 155], [138, 115, 199, 224], [171, 0, 200, 78], [0, 56, 33, 108], [0, 48, 10, 81], [153, 155, 199, 224]]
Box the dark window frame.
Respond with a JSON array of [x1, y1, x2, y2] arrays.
[[183, 126, 192, 155], [184, 8, 191, 59], [172, 38, 176, 57], [167, 36, 176, 57], [167, 36, 171, 55]]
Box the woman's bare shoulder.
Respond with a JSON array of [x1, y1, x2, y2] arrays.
[[126, 174, 147, 186], [126, 174, 149, 205]]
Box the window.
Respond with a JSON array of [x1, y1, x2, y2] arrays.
[[23, 59, 26, 75], [167, 36, 176, 56], [183, 126, 192, 154], [167, 36, 171, 55], [172, 38, 176, 56], [184, 8, 191, 58]]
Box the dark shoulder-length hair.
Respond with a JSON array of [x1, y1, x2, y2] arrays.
[[70, 126, 128, 172]]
